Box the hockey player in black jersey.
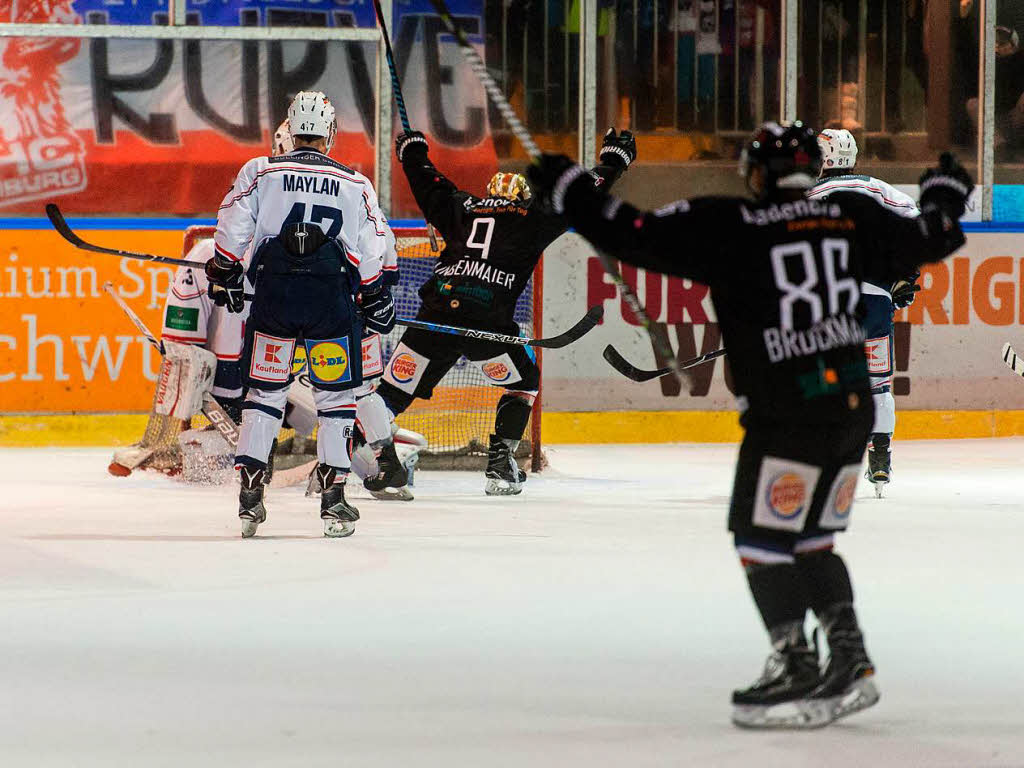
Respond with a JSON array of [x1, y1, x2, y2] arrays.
[[374, 128, 636, 495], [527, 122, 972, 727]]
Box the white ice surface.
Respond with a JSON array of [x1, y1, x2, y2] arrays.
[[2, 440, 1023, 767]]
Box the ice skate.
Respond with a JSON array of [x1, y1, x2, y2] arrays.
[[363, 442, 414, 501], [809, 605, 880, 723], [484, 435, 526, 496], [731, 628, 828, 729], [318, 465, 360, 538], [238, 466, 268, 538], [865, 433, 892, 498]]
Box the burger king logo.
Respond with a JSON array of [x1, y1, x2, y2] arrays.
[[308, 341, 349, 382], [481, 361, 511, 382], [391, 353, 418, 383], [766, 472, 807, 519], [833, 474, 856, 519]]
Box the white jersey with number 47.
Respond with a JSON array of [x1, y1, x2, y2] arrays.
[[214, 148, 394, 291]]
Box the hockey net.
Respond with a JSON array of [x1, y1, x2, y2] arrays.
[[124, 226, 543, 474]]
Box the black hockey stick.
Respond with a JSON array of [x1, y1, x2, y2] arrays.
[[428, 0, 685, 381], [400, 305, 603, 349], [603, 344, 727, 382], [1001, 342, 1024, 377], [47, 204, 194, 267], [102, 281, 240, 448]]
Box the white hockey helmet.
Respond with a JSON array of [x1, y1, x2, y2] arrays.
[[817, 128, 858, 172], [287, 91, 337, 153], [272, 119, 294, 156]]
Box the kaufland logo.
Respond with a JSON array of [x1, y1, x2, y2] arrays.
[[264, 344, 283, 364], [0, 0, 88, 208]]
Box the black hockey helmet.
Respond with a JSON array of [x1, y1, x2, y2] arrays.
[[739, 121, 822, 200]]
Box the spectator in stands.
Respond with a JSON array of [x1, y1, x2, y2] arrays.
[[967, 25, 1024, 155]]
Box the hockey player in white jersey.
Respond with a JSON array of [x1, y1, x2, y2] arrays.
[[807, 129, 921, 496], [205, 91, 397, 537]]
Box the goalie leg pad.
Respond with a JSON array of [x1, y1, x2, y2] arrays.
[[284, 375, 318, 437], [156, 340, 218, 421], [356, 390, 395, 446], [313, 388, 356, 470], [236, 387, 288, 469]]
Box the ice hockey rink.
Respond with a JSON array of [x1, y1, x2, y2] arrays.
[[2, 439, 1022, 767]]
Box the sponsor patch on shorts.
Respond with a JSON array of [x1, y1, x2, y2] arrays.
[[476, 352, 522, 385], [361, 334, 384, 378], [291, 345, 308, 376], [819, 464, 861, 530], [864, 336, 892, 375], [752, 456, 821, 532], [384, 345, 427, 393], [250, 332, 295, 384], [305, 337, 353, 385], [165, 305, 199, 332]]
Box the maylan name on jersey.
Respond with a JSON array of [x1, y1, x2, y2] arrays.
[[435, 259, 516, 288], [282, 174, 342, 196], [740, 199, 842, 226], [763, 314, 865, 363]]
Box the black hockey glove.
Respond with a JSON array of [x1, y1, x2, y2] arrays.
[[599, 127, 637, 169], [360, 286, 396, 335], [527, 153, 587, 214], [395, 130, 429, 164], [919, 152, 974, 221], [204, 255, 245, 314], [891, 279, 921, 309]]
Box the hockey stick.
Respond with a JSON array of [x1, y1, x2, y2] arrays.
[[1001, 342, 1024, 377], [47, 204, 195, 267], [102, 281, 240, 448], [427, 0, 685, 381], [603, 344, 727, 382], [398, 305, 603, 349]]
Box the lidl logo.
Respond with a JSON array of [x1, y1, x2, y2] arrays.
[[391, 353, 418, 383], [292, 346, 308, 375], [766, 472, 807, 519], [308, 341, 349, 382]]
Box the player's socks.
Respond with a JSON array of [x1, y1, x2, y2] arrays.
[[808, 602, 879, 722], [484, 434, 526, 496], [238, 465, 267, 538], [317, 464, 359, 538], [865, 432, 892, 496]]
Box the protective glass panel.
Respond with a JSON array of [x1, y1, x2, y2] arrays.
[[992, 3, 1024, 187]]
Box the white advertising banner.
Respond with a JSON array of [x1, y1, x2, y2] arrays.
[[541, 231, 1024, 413]]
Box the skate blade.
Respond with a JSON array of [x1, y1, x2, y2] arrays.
[[821, 676, 880, 723], [485, 478, 523, 496], [731, 699, 832, 730], [369, 486, 414, 502], [323, 520, 356, 538]]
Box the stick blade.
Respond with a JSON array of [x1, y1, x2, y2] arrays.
[[45, 203, 81, 245], [602, 344, 664, 382], [532, 305, 604, 349]]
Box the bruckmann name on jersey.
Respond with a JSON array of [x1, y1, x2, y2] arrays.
[[282, 174, 341, 196], [764, 314, 865, 363]]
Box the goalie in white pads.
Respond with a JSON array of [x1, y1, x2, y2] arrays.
[[807, 129, 922, 497], [205, 91, 397, 538]]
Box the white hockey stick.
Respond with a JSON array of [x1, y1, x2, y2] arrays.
[[1001, 343, 1024, 377], [103, 282, 240, 447]]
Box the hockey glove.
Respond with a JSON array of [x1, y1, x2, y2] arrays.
[[919, 152, 974, 221], [204, 255, 245, 314], [527, 153, 585, 214], [599, 127, 637, 169], [891, 279, 921, 309], [395, 130, 429, 164], [360, 286, 396, 335]]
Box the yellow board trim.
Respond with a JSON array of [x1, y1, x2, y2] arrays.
[[4, 410, 1024, 447]]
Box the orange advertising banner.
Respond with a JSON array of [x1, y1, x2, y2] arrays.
[[0, 229, 180, 412]]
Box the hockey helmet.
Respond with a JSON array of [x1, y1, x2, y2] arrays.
[[272, 119, 294, 157], [739, 121, 822, 199], [487, 172, 532, 203], [288, 91, 337, 153], [817, 128, 858, 172]]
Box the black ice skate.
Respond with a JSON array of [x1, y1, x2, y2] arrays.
[[363, 442, 414, 501], [731, 622, 829, 729], [238, 466, 268, 538], [484, 435, 526, 496], [808, 604, 880, 723], [318, 464, 360, 538], [865, 433, 892, 498]]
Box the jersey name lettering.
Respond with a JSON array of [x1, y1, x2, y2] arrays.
[[282, 174, 342, 197], [740, 199, 841, 226], [763, 314, 865, 363], [435, 258, 516, 289]]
